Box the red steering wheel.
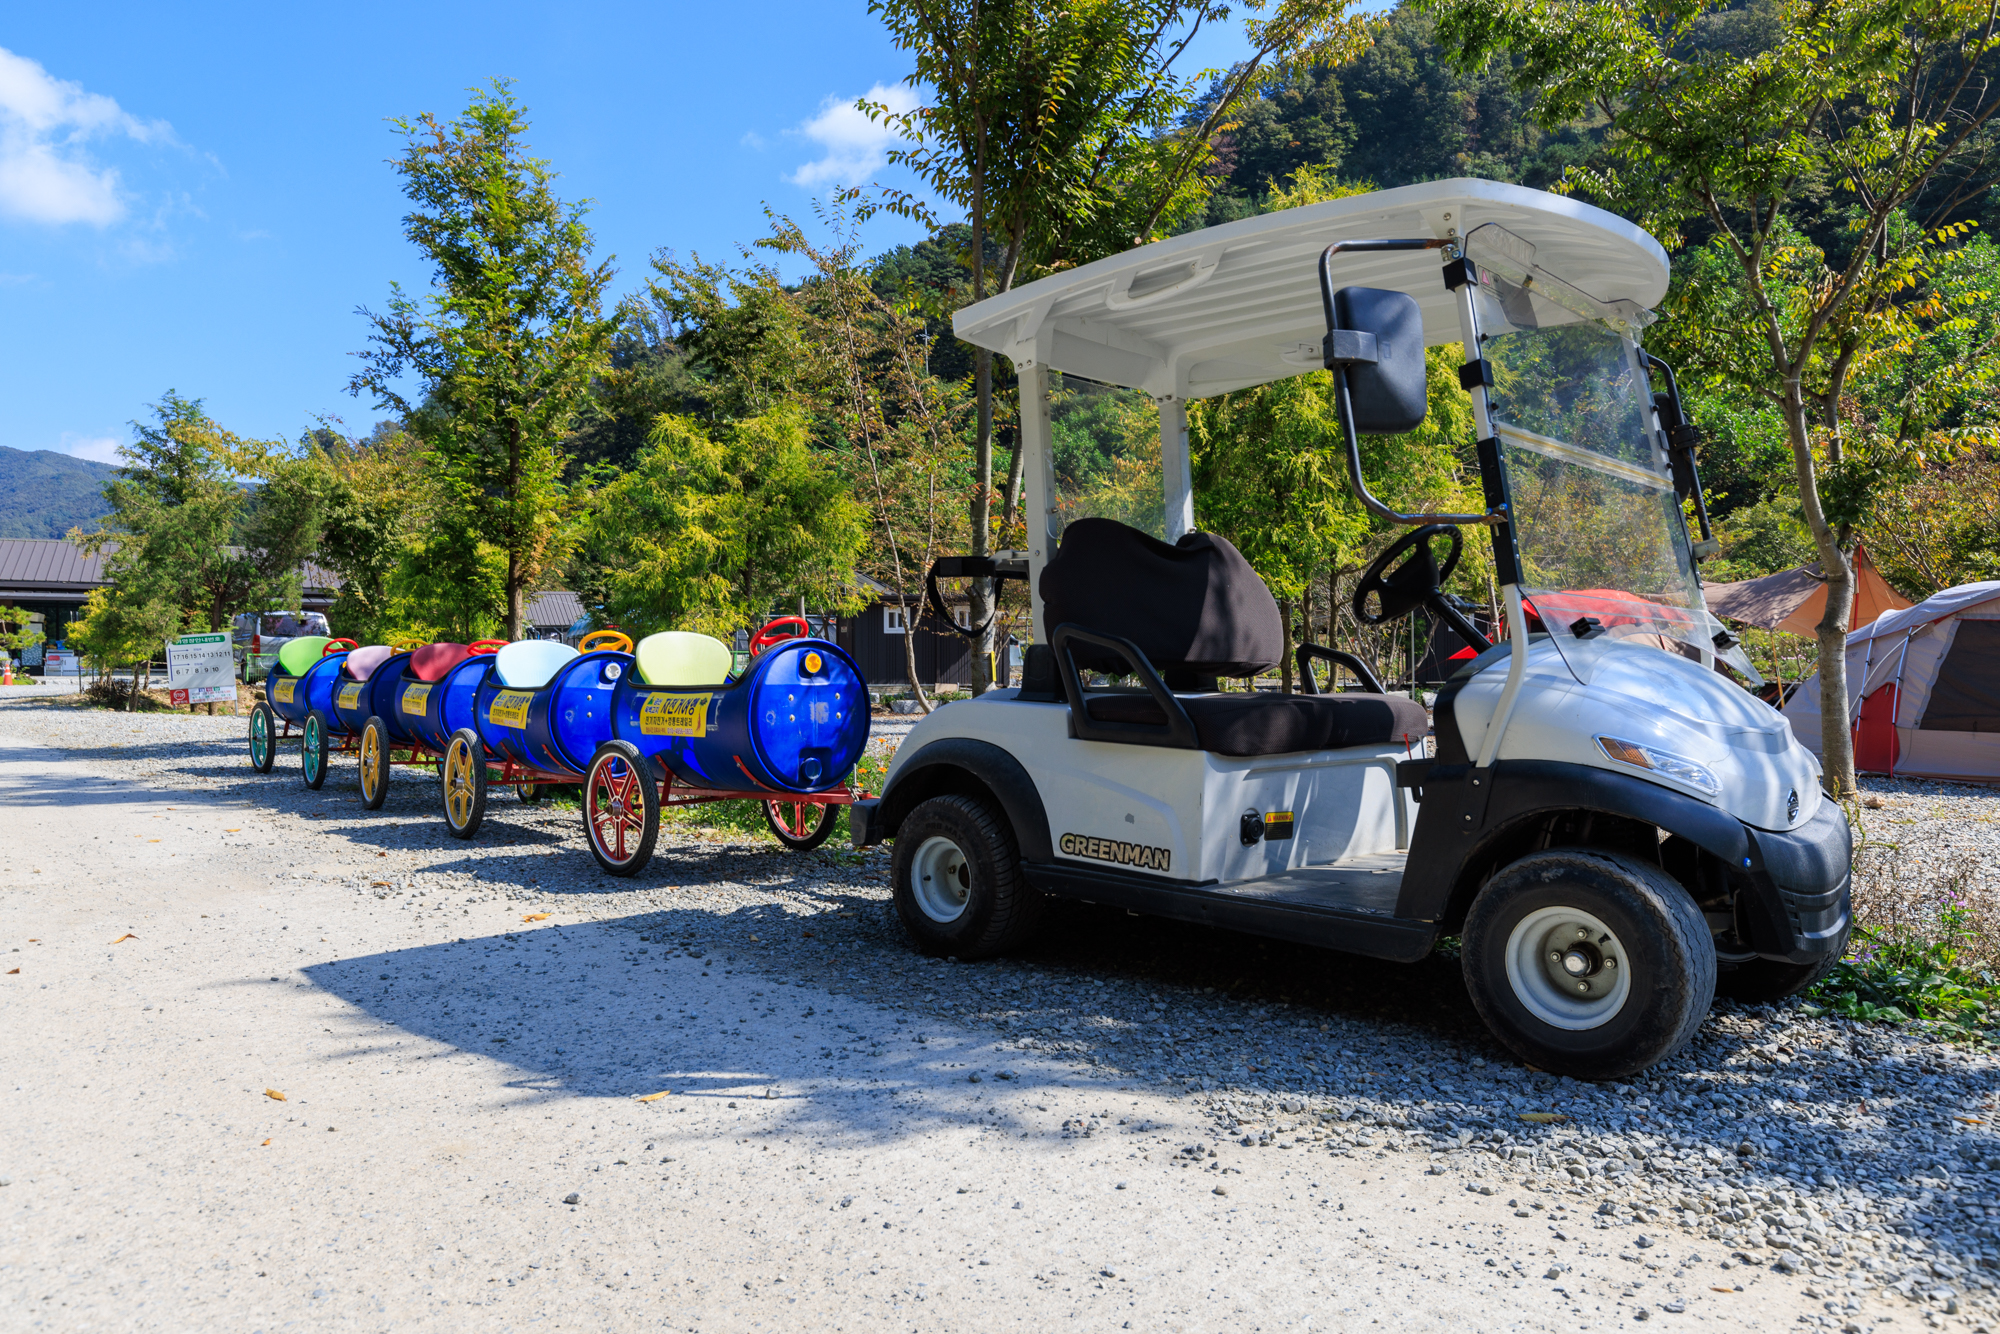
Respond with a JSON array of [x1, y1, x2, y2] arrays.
[[749, 616, 811, 656], [321, 638, 359, 655]]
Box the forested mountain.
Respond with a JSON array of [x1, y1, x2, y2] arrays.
[[0, 446, 115, 539]]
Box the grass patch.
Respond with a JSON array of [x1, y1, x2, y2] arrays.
[[1805, 839, 2000, 1042]]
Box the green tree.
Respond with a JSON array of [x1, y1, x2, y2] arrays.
[[65, 586, 182, 710], [0, 605, 44, 659], [1428, 0, 2000, 795], [585, 407, 869, 639], [76, 392, 327, 637], [348, 81, 616, 641]]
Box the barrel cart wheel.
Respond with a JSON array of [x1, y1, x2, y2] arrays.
[[247, 702, 277, 774], [441, 728, 487, 839], [584, 741, 659, 877], [358, 717, 391, 810], [516, 783, 544, 805], [301, 710, 331, 790], [764, 798, 835, 852]]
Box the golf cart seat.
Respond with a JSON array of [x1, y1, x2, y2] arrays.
[[1041, 518, 1427, 757]]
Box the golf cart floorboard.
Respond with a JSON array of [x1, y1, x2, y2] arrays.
[[1022, 851, 1435, 962]]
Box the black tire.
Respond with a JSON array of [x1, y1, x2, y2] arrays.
[[764, 798, 836, 852], [1716, 919, 1852, 1004], [301, 709, 331, 791], [358, 716, 391, 810], [583, 741, 659, 876], [890, 794, 1045, 959], [441, 727, 487, 839], [1462, 849, 1715, 1081], [516, 783, 544, 804], [248, 702, 277, 774]]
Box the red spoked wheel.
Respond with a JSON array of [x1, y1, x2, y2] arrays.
[[764, 798, 836, 852], [749, 616, 811, 656], [583, 741, 659, 877]]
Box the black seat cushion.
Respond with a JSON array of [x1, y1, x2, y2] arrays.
[[1040, 518, 1283, 677], [1085, 690, 1430, 757]]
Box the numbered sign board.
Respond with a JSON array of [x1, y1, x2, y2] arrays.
[[167, 632, 236, 705]]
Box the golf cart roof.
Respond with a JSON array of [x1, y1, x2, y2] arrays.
[[951, 178, 1670, 399]]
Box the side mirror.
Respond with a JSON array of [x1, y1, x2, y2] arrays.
[[1324, 286, 1427, 433]]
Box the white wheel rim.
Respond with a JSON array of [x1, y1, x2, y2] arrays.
[[910, 835, 972, 923], [1503, 904, 1633, 1031]]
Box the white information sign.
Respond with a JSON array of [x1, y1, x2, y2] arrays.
[[167, 633, 236, 705], [41, 648, 79, 676]]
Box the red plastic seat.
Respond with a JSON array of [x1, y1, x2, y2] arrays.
[[409, 642, 472, 683]]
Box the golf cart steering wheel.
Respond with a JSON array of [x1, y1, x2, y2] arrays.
[[750, 616, 810, 655], [1353, 524, 1462, 626]]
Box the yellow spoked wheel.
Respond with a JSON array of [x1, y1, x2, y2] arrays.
[[441, 728, 487, 839], [359, 717, 390, 810]]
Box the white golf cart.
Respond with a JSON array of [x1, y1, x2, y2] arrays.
[[851, 179, 1851, 1079]]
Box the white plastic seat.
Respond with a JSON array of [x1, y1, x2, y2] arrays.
[[635, 631, 734, 687], [494, 640, 579, 688]]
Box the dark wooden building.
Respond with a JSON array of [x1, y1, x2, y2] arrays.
[[821, 577, 1013, 690]]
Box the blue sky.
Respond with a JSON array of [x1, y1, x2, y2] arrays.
[[1, 3, 1250, 464]]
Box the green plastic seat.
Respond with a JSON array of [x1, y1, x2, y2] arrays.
[[275, 636, 332, 676], [635, 632, 734, 687]]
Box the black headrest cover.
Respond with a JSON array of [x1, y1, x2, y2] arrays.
[[1038, 518, 1283, 677]]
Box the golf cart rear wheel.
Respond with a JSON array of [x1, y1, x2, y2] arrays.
[[358, 716, 390, 810], [1716, 919, 1851, 1003], [1462, 849, 1714, 1081], [441, 728, 487, 839], [247, 702, 277, 774], [584, 741, 659, 876], [765, 798, 835, 852], [891, 794, 1044, 959], [301, 709, 331, 790]]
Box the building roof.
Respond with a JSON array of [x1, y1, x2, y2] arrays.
[[951, 177, 1670, 399], [526, 589, 585, 630], [0, 537, 340, 605]]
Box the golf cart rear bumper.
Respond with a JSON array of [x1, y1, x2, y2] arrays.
[[1740, 799, 1852, 962]]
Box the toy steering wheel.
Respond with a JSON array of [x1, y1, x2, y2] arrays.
[[579, 630, 633, 654], [750, 616, 810, 655], [389, 637, 427, 653], [1353, 524, 1462, 626], [467, 639, 510, 656], [321, 637, 360, 655]]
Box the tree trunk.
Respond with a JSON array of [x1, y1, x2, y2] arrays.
[[1279, 597, 1295, 694], [1781, 396, 1858, 797], [506, 419, 525, 642], [899, 595, 931, 714], [507, 554, 524, 643]]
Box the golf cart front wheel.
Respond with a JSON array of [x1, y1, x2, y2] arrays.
[[358, 716, 391, 810], [247, 702, 277, 773], [441, 728, 487, 839], [890, 795, 1044, 959], [301, 710, 331, 790], [1462, 849, 1714, 1081], [584, 741, 659, 876], [765, 798, 835, 851]]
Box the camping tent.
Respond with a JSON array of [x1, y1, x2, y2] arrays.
[[1705, 545, 1911, 636], [1783, 581, 2000, 781]]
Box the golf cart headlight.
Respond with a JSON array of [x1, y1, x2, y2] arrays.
[[1596, 736, 1721, 796]]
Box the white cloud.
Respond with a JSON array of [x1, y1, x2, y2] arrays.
[[54, 433, 122, 465], [0, 46, 172, 226], [787, 82, 921, 189]]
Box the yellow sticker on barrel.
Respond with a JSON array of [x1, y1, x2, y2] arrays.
[[487, 690, 533, 729], [639, 692, 711, 737], [336, 682, 363, 710], [803, 650, 823, 674], [274, 678, 297, 704], [400, 682, 432, 716]]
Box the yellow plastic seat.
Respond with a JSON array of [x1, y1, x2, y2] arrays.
[[635, 632, 734, 687]]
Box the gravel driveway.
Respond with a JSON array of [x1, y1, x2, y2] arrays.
[[2, 688, 1993, 1331]]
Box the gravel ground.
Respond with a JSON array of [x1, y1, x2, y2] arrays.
[[3, 687, 1997, 1330]]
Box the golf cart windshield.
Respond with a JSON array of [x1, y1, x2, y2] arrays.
[[1464, 224, 1759, 683]]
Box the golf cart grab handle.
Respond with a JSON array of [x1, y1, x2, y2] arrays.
[[1294, 644, 1386, 696], [1319, 238, 1505, 530], [925, 554, 1031, 641], [1048, 623, 1199, 751]]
